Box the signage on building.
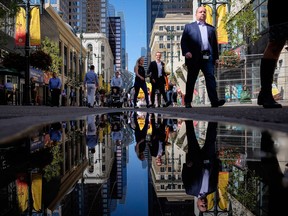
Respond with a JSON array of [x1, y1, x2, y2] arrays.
[[30, 67, 44, 83]]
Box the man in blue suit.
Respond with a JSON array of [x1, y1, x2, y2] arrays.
[[181, 6, 225, 108]]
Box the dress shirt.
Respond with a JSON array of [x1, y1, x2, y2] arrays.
[[157, 61, 162, 78], [5, 82, 13, 91], [197, 21, 209, 51], [157, 140, 163, 157], [84, 70, 98, 85], [111, 76, 123, 87], [198, 169, 209, 197], [49, 77, 61, 89]]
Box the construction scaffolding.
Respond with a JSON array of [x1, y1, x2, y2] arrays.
[[193, 51, 288, 105]]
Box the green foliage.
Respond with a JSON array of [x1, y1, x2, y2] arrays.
[[0, 0, 22, 20], [2, 52, 25, 71], [43, 145, 63, 182], [30, 50, 52, 70], [41, 36, 62, 73], [0, 0, 23, 46], [219, 50, 241, 68], [223, 0, 259, 48], [228, 168, 259, 213]]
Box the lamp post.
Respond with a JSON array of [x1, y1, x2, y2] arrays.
[[165, 27, 177, 82], [21, 0, 44, 105], [198, 0, 230, 99], [198, 0, 230, 27], [94, 54, 101, 77], [23, 0, 31, 105], [79, 31, 83, 76]]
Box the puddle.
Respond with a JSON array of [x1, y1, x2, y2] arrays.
[[0, 111, 288, 216]]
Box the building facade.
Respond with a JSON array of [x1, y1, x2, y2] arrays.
[[147, 0, 193, 61], [149, 14, 193, 95]]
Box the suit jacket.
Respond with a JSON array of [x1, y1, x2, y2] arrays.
[[181, 21, 219, 65], [148, 61, 167, 85], [149, 116, 167, 157], [182, 121, 220, 197]]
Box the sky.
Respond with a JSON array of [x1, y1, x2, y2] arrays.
[[109, 0, 146, 72]]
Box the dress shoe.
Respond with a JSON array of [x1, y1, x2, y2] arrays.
[[185, 104, 192, 108], [258, 92, 282, 108], [165, 101, 172, 107], [134, 106, 139, 109], [146, 104, 153, 108], [211, 99, 225, 107]]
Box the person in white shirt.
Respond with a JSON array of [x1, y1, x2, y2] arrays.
[[110, 71, 123, 89]]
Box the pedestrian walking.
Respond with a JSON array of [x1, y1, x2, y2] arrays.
[[148, 51, 171, 108], [30, 77, 37, 105], [110, 70, 123, 89], [61, 89, 67, 106], [133, 56, 152, 108], [69, 86, 76, 106], [181, 6, 225, 108], [257, 0, 286, 108], [48, 72, 62, 107], [84, 65, 99, 108]]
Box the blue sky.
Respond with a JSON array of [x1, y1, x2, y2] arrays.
[[109, 0, 146, 72]]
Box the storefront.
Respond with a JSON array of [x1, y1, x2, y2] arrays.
[[0, 66, 23, 105], [30, 67, 45, 105]]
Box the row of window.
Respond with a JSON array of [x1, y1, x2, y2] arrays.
[[159, 25, 185, 31], [158, 35, 181, 41]]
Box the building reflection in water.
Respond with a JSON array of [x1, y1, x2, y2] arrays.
[[0, 111, 288, 216]]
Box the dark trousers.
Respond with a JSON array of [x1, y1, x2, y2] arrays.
[[150, 81, 167, 105], [133, 81, 149, 105], [51, 88, 60, 106], [31, 90, 36, 105], [185, 58, 218, 105]]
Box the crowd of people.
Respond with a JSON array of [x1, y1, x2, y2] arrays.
[[4, 2, 282, 109]]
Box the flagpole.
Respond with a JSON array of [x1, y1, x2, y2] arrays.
[[23, 0, 31, 105]]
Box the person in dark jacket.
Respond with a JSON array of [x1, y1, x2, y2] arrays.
[[133, 56, 152, 108], [181, 6, 225, 108], [148, 51, 171, 108], [257, 0, 287, 108], [182, 120, 221, 213]]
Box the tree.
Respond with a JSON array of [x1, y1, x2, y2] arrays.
[[30, 50, 52, 70], [0, 0, 23, 45], [219, 50, 241, 68], [2, 52, 25, 71], [41, 36, 62, 73], [2, 37, 60, 73], [223, 0, 259, 49]]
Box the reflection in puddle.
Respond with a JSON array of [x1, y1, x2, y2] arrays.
[[0, 111, 288, 215]]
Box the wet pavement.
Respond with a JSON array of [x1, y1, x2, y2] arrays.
[[0, 107, 288, 216], [0, 110, 288, 216], [0, 104, 288, 144]]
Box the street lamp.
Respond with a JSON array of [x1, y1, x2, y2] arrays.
[[198, 0, 230, 27], [198, 0, 230, 99], [164, 26, 178, 82], [23, 0, 31, 105], [94, 54, 101, 77], [20, 0, 44, 105], [79, 31, 83, 80]]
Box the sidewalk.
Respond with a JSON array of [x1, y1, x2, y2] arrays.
[[0, 104, 287, 144]]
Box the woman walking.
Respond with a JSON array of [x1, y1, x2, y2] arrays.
[[133, 56, 151, 108]]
